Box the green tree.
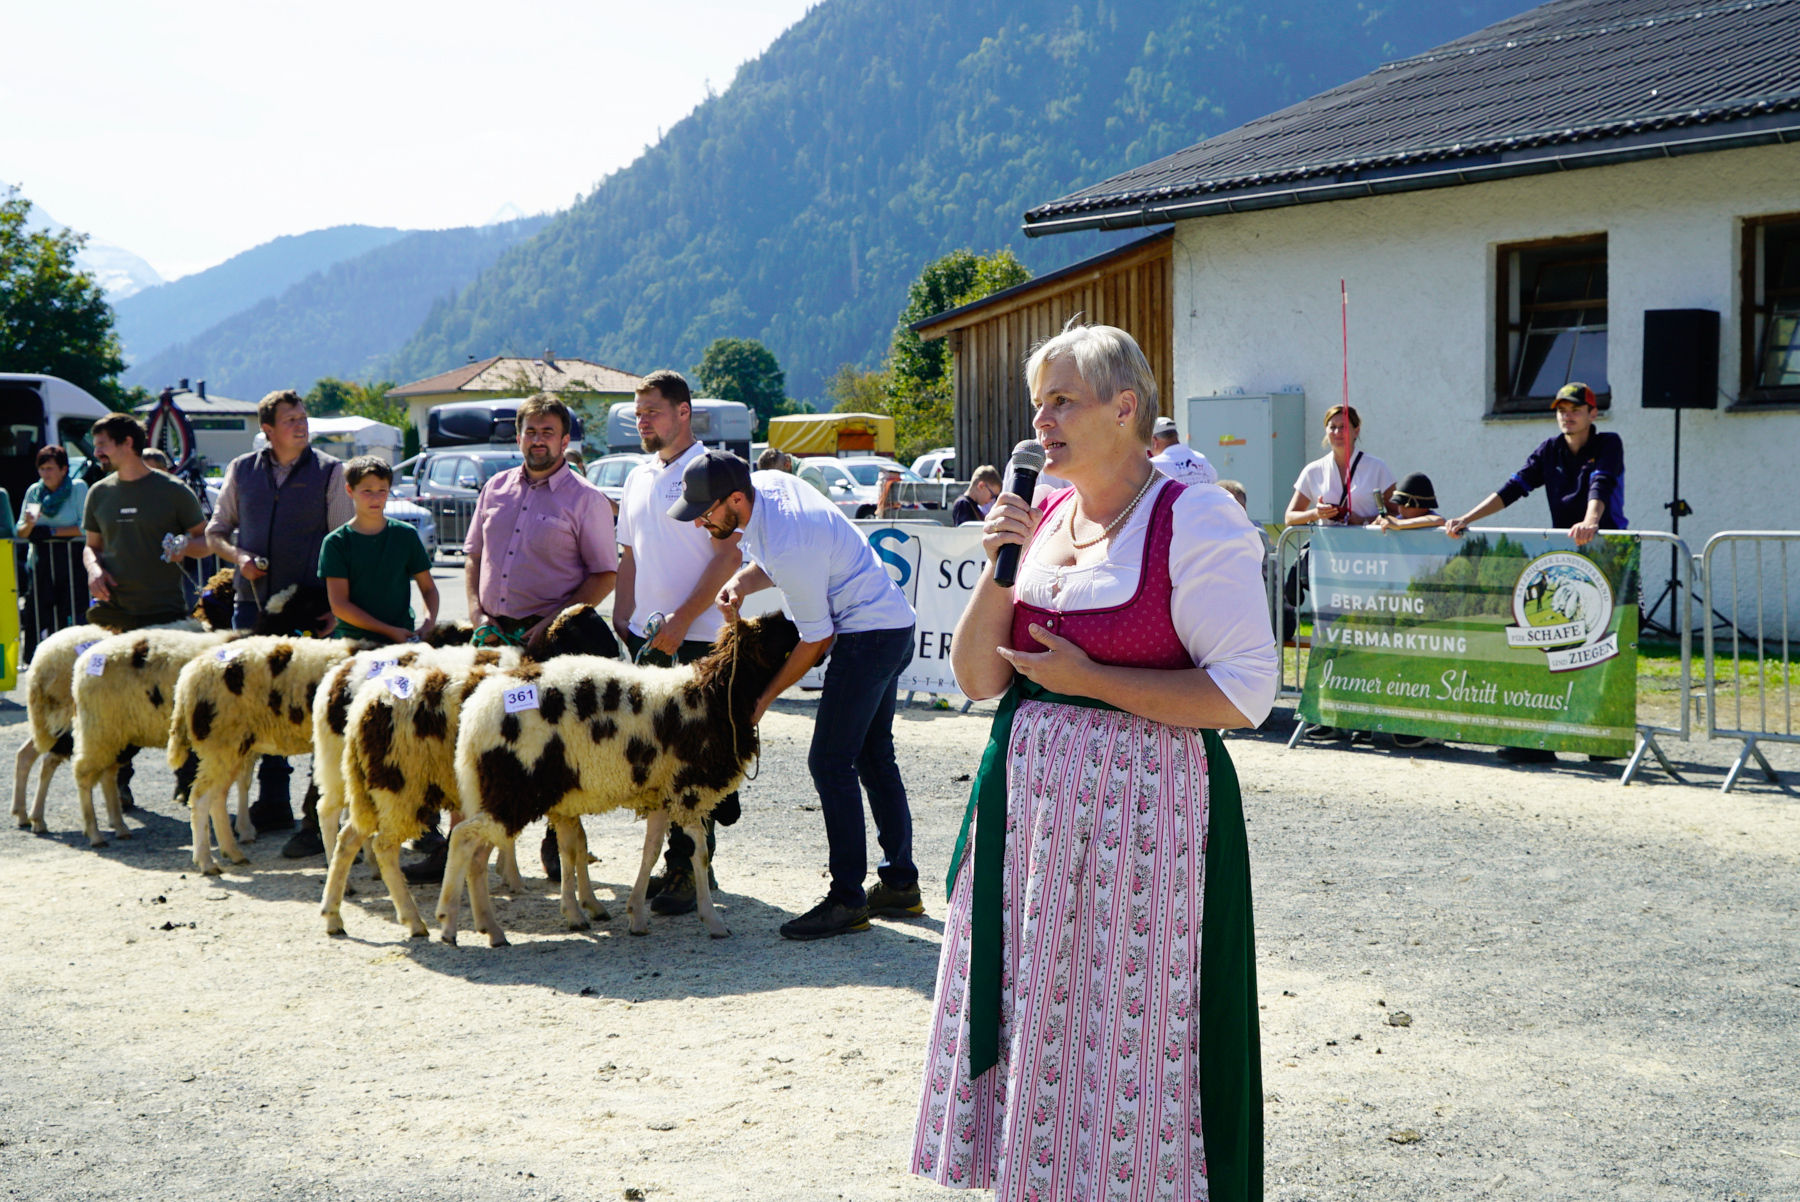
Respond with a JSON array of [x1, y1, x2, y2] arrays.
[[0, 185, 130, 403], [882, 247, 1031, 461], [890, 248, 1030, 401], [826, 363, 892, 414], [697, 337, 786, 437]]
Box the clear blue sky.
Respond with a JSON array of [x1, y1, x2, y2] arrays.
[[2, 0, 817, 280]]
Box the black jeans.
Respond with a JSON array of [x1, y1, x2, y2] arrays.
[[624, 628, 731, 874]]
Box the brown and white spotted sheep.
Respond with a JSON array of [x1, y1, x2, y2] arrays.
[[167, 636, 368, 875], [68, 629, 239, 847], [435, 613, 800, 946], [307, 621, 483, 872], [11, 569, 237, 835], [53, 581, 330, 851], [322, 606, 618, 939]]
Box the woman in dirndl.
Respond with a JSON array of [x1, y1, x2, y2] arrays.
[[912, 322, 1278, 1201]]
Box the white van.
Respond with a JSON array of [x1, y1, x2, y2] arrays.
[[0, 373, 109, 511], [254, 415, 402, 463], [606, 398, 752, 460]]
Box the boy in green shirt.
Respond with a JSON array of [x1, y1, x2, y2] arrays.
[[319, 457, 438, 643]]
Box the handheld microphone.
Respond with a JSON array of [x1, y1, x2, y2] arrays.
[[992, 439, 1046, 588]]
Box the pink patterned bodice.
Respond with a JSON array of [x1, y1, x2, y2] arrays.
[[1009, 481, 1191, 670]]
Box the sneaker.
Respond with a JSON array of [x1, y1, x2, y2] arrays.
[[1390, 734, 1441, 750], [779, 897, 871, 941], [1302, 725, 1350, 741], [649, 867, 718, 916], [401, 843, 447, 884], [281, 822, 325, 859], [118, 781, 138, 812], [541, 827, 561, 883], [409, 827, 446, 855], [867, 880, 925, 918]]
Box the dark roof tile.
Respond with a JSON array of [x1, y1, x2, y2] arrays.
[[1025, 0, 1800, 231]]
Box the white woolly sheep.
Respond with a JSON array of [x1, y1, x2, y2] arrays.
[[308, 621, 483, 874], [166, 633, 365, 875], [60, 582, 330, 850], [68, 628, 240, 847], [321, 606, 618, 938], [10, 568, 237, 835], [434, 613, 800, 946]]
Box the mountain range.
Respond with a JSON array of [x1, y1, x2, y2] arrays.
[[92, 0, 1521, 405]]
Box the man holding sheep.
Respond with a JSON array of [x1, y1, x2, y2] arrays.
[[207, 390, 352, 852], [671, 450, 921, 941]]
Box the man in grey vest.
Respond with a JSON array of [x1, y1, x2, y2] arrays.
[[206, 390, 352, 852]]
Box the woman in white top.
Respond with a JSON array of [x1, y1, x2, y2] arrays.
[[913, 321, 1275, 1202], [1283, 404, 1396, 527]]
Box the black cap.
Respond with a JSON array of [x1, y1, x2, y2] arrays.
[[667, 450, 752, 522], [1391, 472, 1438, 509]]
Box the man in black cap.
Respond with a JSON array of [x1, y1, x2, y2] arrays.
[[670, 451, 921, 941], [1445, 382, 1626, 546]]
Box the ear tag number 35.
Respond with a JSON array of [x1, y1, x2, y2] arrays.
[[503, 683, 539, 713]]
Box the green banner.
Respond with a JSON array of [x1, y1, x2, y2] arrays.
[[1297, 529, 1640, 755]]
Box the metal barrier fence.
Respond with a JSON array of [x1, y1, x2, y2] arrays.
[[419, 496, 480, 554], [6, 536, 224, 673], [1268, 524, 1696, 785], [1701, 531, 1799, 792]]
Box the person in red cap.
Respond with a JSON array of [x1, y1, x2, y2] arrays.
[[1445, 381, 1627, 547]]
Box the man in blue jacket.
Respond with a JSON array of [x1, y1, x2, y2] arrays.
[[1445, 382, 1626, 545]]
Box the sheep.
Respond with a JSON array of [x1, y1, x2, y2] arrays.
[[167, 632, 366, 875], [68, 628, 240, 847], [10, 568, 236, 835], [321, 605, 620, 938], [307, 620, 483, 874], [434, 613, 800, 946], [1551, 578, 1605, 629], [60, 582, 332, 850]]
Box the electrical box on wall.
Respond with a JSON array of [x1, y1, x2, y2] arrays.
[[1184, 393, 1306, 525]]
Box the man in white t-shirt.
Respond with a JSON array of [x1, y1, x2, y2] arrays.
[[613, 370, 748, 916], [1148, 415, 1218, 487], [671, 451, 920, 942]]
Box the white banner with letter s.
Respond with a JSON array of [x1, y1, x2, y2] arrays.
[[737, 519, 986, 695]]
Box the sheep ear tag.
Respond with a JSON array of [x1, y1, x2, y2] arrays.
[[383, 673, 413, 700], [86, 653, 106, 676], [503, 683, 539, 714]]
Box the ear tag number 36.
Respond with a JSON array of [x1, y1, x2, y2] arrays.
[[503, 683, 539, 713]]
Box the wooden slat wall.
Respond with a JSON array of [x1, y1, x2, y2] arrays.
[[946, 241, 1172, 477]]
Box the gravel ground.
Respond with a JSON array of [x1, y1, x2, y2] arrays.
[[1, 567, 1795, 1201]]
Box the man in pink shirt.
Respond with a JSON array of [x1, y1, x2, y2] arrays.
[[405, 392, 618, 883]]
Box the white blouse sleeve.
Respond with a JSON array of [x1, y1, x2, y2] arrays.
[[1168, 485, 1279, 726]]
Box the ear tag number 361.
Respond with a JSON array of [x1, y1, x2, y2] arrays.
[[503, 684, 539, 713]]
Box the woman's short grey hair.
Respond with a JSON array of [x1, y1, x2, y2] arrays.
[[1024, 319, 1159, 443]]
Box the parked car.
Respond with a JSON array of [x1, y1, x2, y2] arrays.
[[586, 452, 651, 509], [400, 448, 525, 501], [910, 447, 957, 480], [796, 456, 928, 519], [396, 448, 524, 552]]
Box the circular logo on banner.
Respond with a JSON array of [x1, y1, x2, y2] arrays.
[[1511, 552, 1613, 647]]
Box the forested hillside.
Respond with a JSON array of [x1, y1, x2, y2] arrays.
[[116, 224, 408, 368], [391, 0, 1519, 402], [130, 218, 547, 398]]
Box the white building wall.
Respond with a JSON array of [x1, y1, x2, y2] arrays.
[[1170, 141, 1800, 630]]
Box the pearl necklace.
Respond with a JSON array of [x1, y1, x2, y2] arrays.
[[1066, 471, 1158, 549]]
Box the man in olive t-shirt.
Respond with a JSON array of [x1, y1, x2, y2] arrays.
[[83, 417, 208, 630]]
